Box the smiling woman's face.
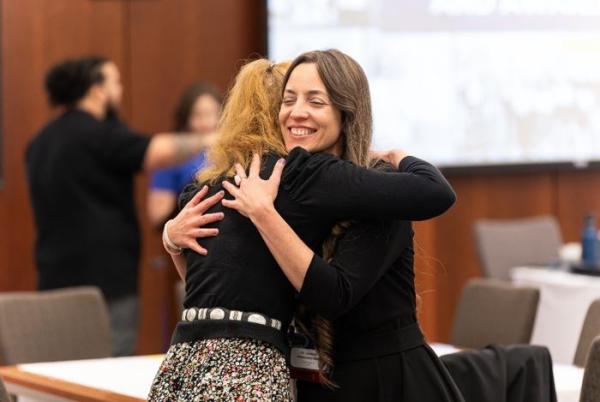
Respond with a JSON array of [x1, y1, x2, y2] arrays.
[[279, 63, 343, 156]]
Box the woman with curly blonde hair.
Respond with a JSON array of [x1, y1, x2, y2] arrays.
[[198, 60, 288, 184], [149, 53, 456, 401]]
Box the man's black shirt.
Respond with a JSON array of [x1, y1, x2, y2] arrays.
[[26, 109, 150, 299]]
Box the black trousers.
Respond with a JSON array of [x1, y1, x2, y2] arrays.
[[297, 344, 465, 402]]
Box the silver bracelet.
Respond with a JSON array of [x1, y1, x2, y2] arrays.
[[163, 220, 183, 255]]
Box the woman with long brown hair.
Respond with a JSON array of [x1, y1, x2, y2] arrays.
[[150, 53, 456, 401], [219, 49, 465, 401]]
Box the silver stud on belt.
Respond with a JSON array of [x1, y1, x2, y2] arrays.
[[182, 307, 282, 331]]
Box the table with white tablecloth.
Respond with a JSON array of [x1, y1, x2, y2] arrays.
[[0, 355, 164, 401], [511, 266, 600, 364], [0, 344, 582, 402]]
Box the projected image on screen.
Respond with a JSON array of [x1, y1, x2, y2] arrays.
[[268, 0, 600, 167]]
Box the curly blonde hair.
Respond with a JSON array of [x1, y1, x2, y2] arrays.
[[197, 59, 290, 184]]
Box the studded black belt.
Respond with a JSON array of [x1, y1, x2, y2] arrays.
[[182, 307, 283, 331]]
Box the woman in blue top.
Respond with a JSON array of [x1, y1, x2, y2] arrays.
[[147, 82, 223, 228]]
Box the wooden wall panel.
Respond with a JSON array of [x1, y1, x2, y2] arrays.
[[0, 0, 128, 291], [556, 170, 600, 242], [128, 0, 266, 133], [127, 0, 267, 354], [414, 220, 440, 339]]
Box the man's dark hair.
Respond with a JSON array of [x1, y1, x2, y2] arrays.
[[44, 56, 108, 107]]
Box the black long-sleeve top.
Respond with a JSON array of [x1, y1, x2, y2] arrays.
[[172, 147, 455, 354], [26, 110, 150, 299], [297, 162, 424, 361], [300, 218, 415, 328]]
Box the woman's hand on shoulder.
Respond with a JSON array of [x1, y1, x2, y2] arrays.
[[222, 153, 285, 220], [369, 149, 409, 167], [166, 185, 225, 255]]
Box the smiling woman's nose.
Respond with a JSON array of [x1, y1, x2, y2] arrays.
[[289, 104, 309, 119]]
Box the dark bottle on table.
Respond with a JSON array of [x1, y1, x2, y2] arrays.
[[581, 213, 598, 269]]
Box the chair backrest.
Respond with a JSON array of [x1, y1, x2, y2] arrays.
[[450, 278, 540, 349], [0, 375, 9, 402], [580, 335, 600, 402], [575, 299, 600, 367], [0, 287, 112, 365], [441, 344, 556, 402], [474, 215, 562, 280]]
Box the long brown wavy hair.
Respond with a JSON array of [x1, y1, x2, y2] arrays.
[[197, 59, 290, 184], [282, 49, 375, 387]]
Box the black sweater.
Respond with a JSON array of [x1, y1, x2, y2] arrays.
[[26, 109, 150, 299], [171, 147, 455, 354], [301, 218, 415, 325], [298, 161, 421, 361], [300, 218, 418, 360]]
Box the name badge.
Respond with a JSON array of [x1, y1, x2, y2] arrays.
[[291, 347, 319, 371], [288, 321, 322, 383]]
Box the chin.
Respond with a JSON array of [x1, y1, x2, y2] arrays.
[[287, 141, 315, 153]]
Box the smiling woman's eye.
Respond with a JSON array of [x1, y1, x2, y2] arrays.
[[282, 97, 295, 105], [309, 99, 325, 106]]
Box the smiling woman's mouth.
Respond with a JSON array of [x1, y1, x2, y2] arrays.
[[289, 127, 317, 137]]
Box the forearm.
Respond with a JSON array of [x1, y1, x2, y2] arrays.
[[147, 191, 177, 229], [163, 219, 188, 281], [250, 207, 314, 291], [396, 156, 456, 218], [287, 148, 455, 222], [144, 133, 206, 170]]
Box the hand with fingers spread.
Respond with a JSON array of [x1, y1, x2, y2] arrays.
[[222, 153, 286, 219], [165, 185, 225, 256]]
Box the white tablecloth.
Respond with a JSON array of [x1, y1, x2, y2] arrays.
[[18, 354, 163, 399], [511, 266, 600, 364], [431, 343, 583, 402]]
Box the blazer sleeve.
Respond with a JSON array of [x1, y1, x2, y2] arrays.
[[282, 147, 456, 221]]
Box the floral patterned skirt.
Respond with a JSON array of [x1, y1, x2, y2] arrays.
[[148, 337, 292, 401]]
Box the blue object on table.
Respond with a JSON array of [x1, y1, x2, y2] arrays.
[[581, 213, 598, 269]]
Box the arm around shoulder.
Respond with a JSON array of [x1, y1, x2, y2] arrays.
[[281, 147, 456, 221]]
